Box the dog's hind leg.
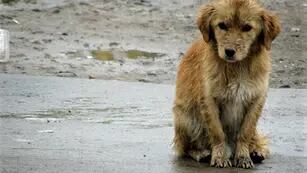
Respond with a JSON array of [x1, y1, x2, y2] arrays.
[[173, 103, 211, 162], [173, 125, 211, 163], [188, 149, 211, 162], [173, 104, 191, 157]]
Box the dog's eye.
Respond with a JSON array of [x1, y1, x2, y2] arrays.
[[218, 22, 228, 30], [242, 24, 252, 32]]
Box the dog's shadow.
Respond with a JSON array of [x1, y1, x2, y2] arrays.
[[171, 156, 260, 173]]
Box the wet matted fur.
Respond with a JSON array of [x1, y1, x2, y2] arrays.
[[173, 0, 281, 169]]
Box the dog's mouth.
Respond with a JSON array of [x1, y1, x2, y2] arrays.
[[225, 59, 237, 63], [224, 55, 238, 63]]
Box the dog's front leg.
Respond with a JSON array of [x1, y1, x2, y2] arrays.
[[201, 97, 231, 168], [235, 96, 266, 168]]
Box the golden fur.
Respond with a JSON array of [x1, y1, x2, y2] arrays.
[[173, 0, 281, 169]]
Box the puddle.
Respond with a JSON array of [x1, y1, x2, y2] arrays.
[[25, 118, 64, 123], [67, 49, 165, 61], [13, 138, 33, 143], [37, 130, 54, 133], [35, 109, 74, 118], [126, 50, 163, 59], [1, 0, 37, 4], [0, 109, 74, 119], [91, 50, 114, 61]]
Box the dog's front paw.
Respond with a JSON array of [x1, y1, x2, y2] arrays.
[[235, 156, 254, 169], [210, 156, 232, 168], [210, 143, 232, 168]]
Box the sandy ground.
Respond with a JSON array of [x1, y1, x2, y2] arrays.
[[1, 74, 306, 172], [0, 0, 306, 88]]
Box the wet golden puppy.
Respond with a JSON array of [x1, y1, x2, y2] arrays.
[[173, 0, 281, 169]]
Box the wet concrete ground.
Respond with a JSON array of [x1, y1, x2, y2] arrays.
[[0, 74, 307, 173]]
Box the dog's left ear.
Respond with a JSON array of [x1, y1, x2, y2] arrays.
[[260, 10, 281, 50], [197, 4, 215, 42]]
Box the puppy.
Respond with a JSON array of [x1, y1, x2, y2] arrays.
[[173, 0, 281, 169]]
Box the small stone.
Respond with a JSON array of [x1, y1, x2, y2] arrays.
[[33, 47, 43, 51], [178, 52, 184, 57], [279, 84, 291, 88], [32, 40, 41, 44], [79, 2, 90, 6], [12, 18, 19, 24], [52, 9, 61, 14], [291, 27, 300, 32], [276, 70, 285, 73], [32, 8, 41, 12], [138, 79, 150, 83], [42, 39, 52, 43], [89, 75, 95, 79], [14, 65, 25, 70], [147, 72, 157, 76], [109, 42, 119, 47], [38, 130, 54, 133], [31, 30, 44, 34], [15, 53, 25, 57], [83, 43, 89, 48], [56, 71, 77, 78]]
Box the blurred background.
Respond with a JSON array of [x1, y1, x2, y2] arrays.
[[0, 0, 306, 88]]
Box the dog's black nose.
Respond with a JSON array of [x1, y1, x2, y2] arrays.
[[225, 49, 236, 57]]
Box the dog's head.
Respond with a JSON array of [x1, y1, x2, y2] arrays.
[[197, 0, 281, 63]]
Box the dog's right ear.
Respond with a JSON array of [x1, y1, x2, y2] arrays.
[[197, 5, 215, 42]]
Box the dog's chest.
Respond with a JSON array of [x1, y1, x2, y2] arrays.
[[208, 69, 260, 103], [219, 98, 245, 143], [218, 82, 249, 124], [219, 80, 255, 103], [211, 79, 257, 139]]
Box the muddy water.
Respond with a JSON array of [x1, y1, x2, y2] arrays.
[[90, 49, 166, 61], [1, 0, 95, 8]]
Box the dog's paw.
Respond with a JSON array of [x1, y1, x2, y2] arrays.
[[235, 156, 254, 169], [250, 148, 269, 163], [250, 151, 265, 163], [188, 149, 211, 162], [210, 156, 232, 168]]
